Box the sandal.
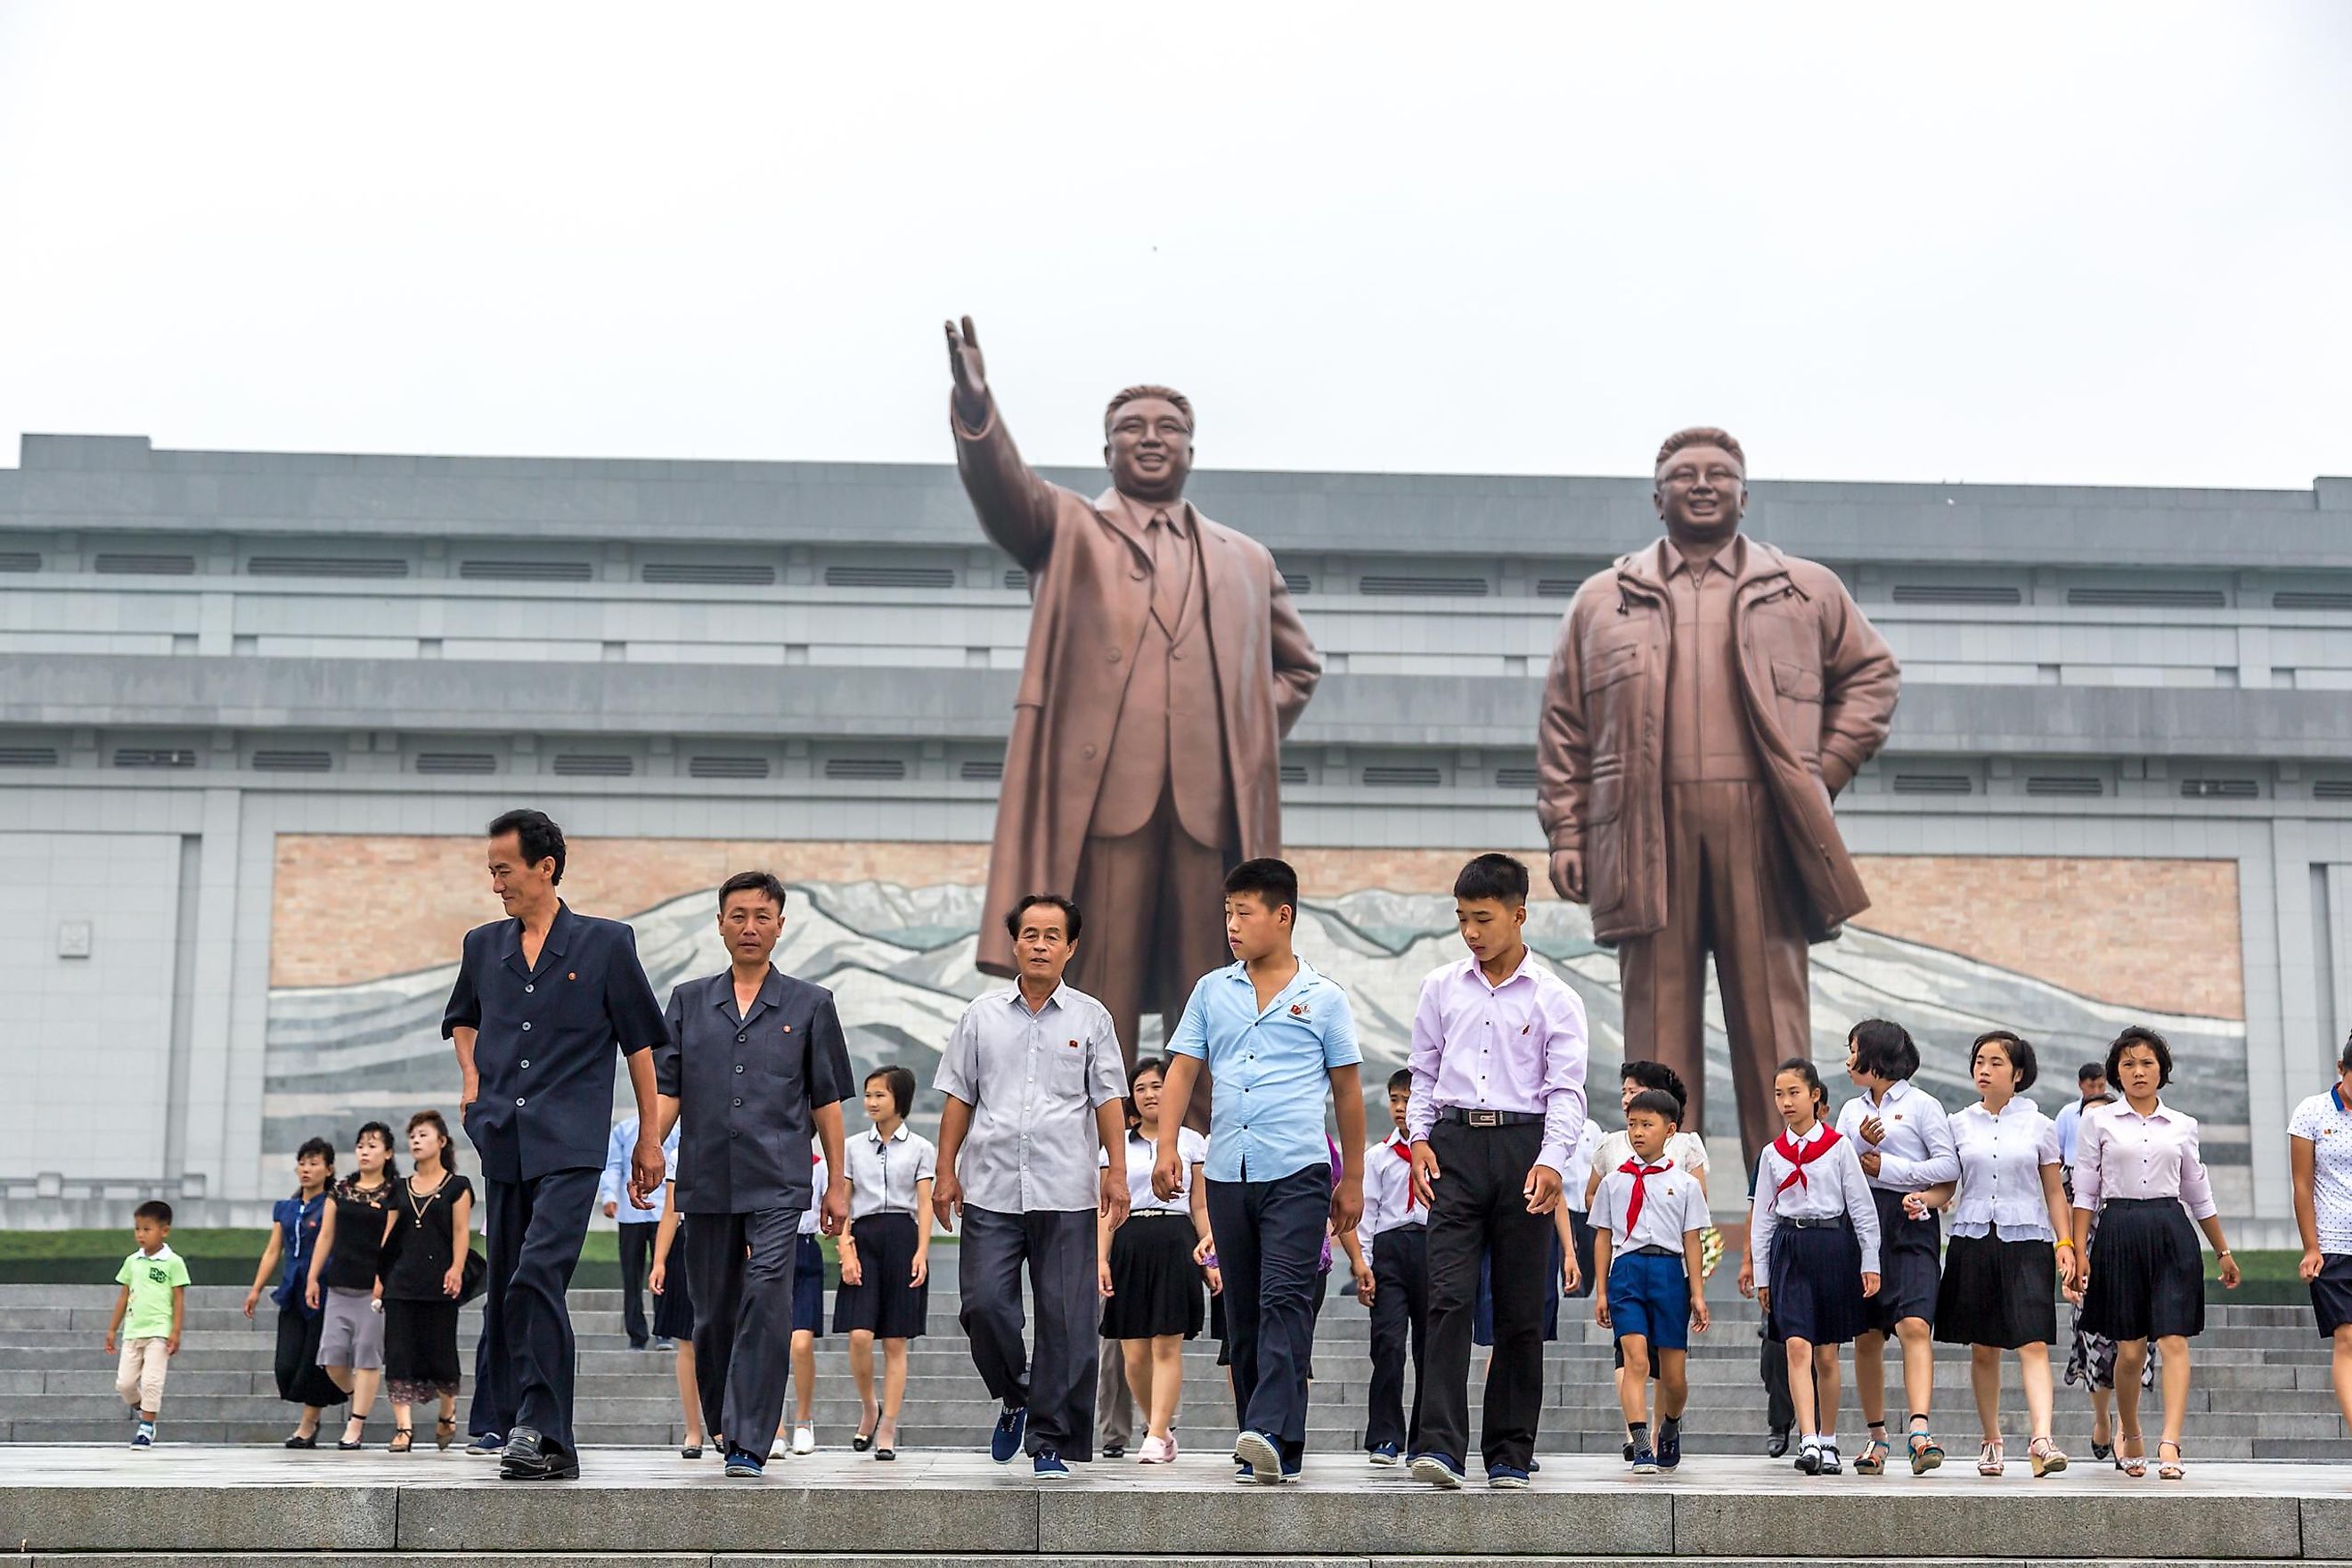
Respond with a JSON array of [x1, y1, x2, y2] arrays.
[[2029, 1436, 2069, 1477], [1908, 1425, 1945, 1474], [1854, 1433, 1891, 1475], [2117, 1432, 2146, 1478], [436, 1416, 457, 1452], [2157, 1439, 2185, 1481], [1976, 1440, 2005, 1476], [388, 1427, 414, 1454]]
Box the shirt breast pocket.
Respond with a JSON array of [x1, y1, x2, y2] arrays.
[[1044, 1038, 1089, 1095]]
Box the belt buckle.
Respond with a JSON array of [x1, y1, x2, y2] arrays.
[[1467, 1110, 1500, 1128]]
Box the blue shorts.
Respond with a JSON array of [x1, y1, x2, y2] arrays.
[[1608, 1251, 1690, 1352]]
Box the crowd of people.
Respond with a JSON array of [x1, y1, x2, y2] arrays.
[[102, 806, 2352, 1488]]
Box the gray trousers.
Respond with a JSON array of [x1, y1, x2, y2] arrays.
[[685, 1208, 800, 1460], [1095, 1335, 1134, 1449], [960, 1205, 1099, 1460]]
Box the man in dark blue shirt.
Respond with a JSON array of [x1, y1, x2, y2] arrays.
[[654, 870, 853, 1478], [442, 809, 667, 1480]]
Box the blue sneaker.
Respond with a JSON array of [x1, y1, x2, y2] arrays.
[[990, 1404, 1028, 1465], [1629, 1446, 1658, 1475], [131, 1422, 155, 1449], [1234, 1429, 1283, 1485], [1409, 1453, 1466, 1490], [1488, 1463, 1531, 1489], [1232, 1461, 1254, 1484], [723, 1448, 765, 1478], [465, 1433, 503, 1458], [1656, 1424, 1682, 1471], [1033, 1450, 1070, 1479], [1368, 1441, 1401, 1466], [1280, 1455, 1303, 1482]]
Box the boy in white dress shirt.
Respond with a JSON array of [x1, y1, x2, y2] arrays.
[[1592, 1090, 1711, 1474], [1360, 1068, 1431, 1465]]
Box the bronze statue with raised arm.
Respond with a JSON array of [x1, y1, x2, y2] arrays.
[[1536, 428, 1899, 1162], [944, 317, 1322, 1071]]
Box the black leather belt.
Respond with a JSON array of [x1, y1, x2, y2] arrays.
[[1629, 1244, 1681, 1258], [1435, 1107, 1544, 1127], [1783, 1216, 1851, 1230]]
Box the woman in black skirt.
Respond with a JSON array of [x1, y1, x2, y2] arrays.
[[380, 1110, 474, 1452], [648, 1166, 706, 1458], [1096, 1058, 1210, 1464], [1751, 1058, 1882, 1476], [241, 1137, 347, 1446], [834, 1066, 935, 1461], [1913, 1031, 2081, 1476], [2070, 1025, 2240, 1479]]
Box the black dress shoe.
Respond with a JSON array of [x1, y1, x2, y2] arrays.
[[284, 1432, 317, 1450], [1103, 1442, 1125, 1459], [1766, 1427, 1792, 1459], [500, 1425, 570, 1479]]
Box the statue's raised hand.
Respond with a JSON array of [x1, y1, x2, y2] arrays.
[[944, 315, 989, 426]]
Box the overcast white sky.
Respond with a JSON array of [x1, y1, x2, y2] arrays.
[[1, 2, 2347, 488]]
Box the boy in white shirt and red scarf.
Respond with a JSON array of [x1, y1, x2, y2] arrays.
[[1591, 1089, 1710, 1474], [1360, 1068, 1429, 1465]]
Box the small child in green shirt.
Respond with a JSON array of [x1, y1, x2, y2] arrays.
[[105, 1201, 190, 1447]]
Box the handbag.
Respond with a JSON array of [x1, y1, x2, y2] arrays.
[[458, 1245, 486, 1306]]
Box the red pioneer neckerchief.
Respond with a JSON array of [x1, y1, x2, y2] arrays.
[[1389, 1139, 1418, 1209], [1772, 1124, 1842, 1196], [1617, 1156, 1672, 1233]]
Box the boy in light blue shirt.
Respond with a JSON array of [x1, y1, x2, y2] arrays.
[[1154, 858, 1366, 1484]]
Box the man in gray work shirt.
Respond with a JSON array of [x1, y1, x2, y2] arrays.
[[934, 893, 1129, 1477]]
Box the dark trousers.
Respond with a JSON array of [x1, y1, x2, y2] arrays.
[[1761, 1306, 1797, 1432], [478, 1165, 599, 1452], [617, 1221, 656, 1346], [1417, 1120, 1549, 1471], [686, 1207, 800, 1460], [469, 1318, 510, 1441], [960, 1205, 1099, 1460], [1206, 1163, 1330, 1465], [1365, 1224, 1429, 1453]]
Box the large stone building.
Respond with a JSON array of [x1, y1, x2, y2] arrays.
[[3, 432, 2347, 1238]]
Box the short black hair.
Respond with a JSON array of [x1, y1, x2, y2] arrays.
[[487, 808, 567, 885], [1776, 1056, 1830, 1115], [1004, 894, 1082, 943], [1124, 1055, 1169, 1128], [1223, 857, 1298, 917], [2338, 1033, 2352, 1075], [2105, 1025, 2173, 1090], [1971, 1030, 2038, 1093], [1452, 853, 1529, 904], [133, 1200, 173, 1226], [718, 870, 788, 914], [1848, 1018, 1921, 1082], [1387, 1068, 1414, 1096], [296, 1136, 336, 1166], [2078, 1062, 2107, 1083], [866, 1065, 916, 1119], [1624, 1088, 1684, 1127], [353, 1120, 402, 1177], [1621, 1059, 1688, 1109]]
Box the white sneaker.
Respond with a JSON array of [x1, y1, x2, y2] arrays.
[[791, 1424, 816, 1456], [771, 1434, 790, 1460]]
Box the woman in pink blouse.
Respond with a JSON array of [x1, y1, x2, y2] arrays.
[[2068, 1026, 2240, 1479]]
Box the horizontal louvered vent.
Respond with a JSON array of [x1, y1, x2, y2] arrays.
[[1891, 774, 1973, 795], [551, 754, 633, 777], [2065, 586, 2225, 608], [824, 565, 957, 590], [688, 755, 771, 780], [1003, 569, 1030, 591], [1278, 764, 1311, 785], [2315, 780, 2352, 801], [643, 563, 776, 586], [1281, 573, 1311, 594], [2275, 592, 2352, 611], [247, 556, 409, 579], [1494, 765, 1539, 788], [960, 759, 1003, 781], [1535, 578, 1584, 598], [1362, 764, 1442, 787], [1891, 584, 2021, 606], [1358, 575, 1489, 598], [823, 757, 906, 780], [459, 559, 595, 582], [94, 552, 196, 576], [2181, 779, 2258, 799], [113, 747, 197, 769], [416, 752, 496, 775], [2025, 775, 2103, 796], [0, 551, 40, 572], [251, 749, 332, 772], [0, 746, 60, 766]]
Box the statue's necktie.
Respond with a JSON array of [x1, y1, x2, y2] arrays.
[[1149, 511, 1188, 633]]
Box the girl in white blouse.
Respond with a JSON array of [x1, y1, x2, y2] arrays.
[[2068, 1026, 2239, 1480], [1096, 1057, 1212, 1464], [1905, 1031, 2080, 1477]]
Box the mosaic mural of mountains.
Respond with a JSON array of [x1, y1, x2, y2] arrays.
[[265, 880, 2250, 1196]]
